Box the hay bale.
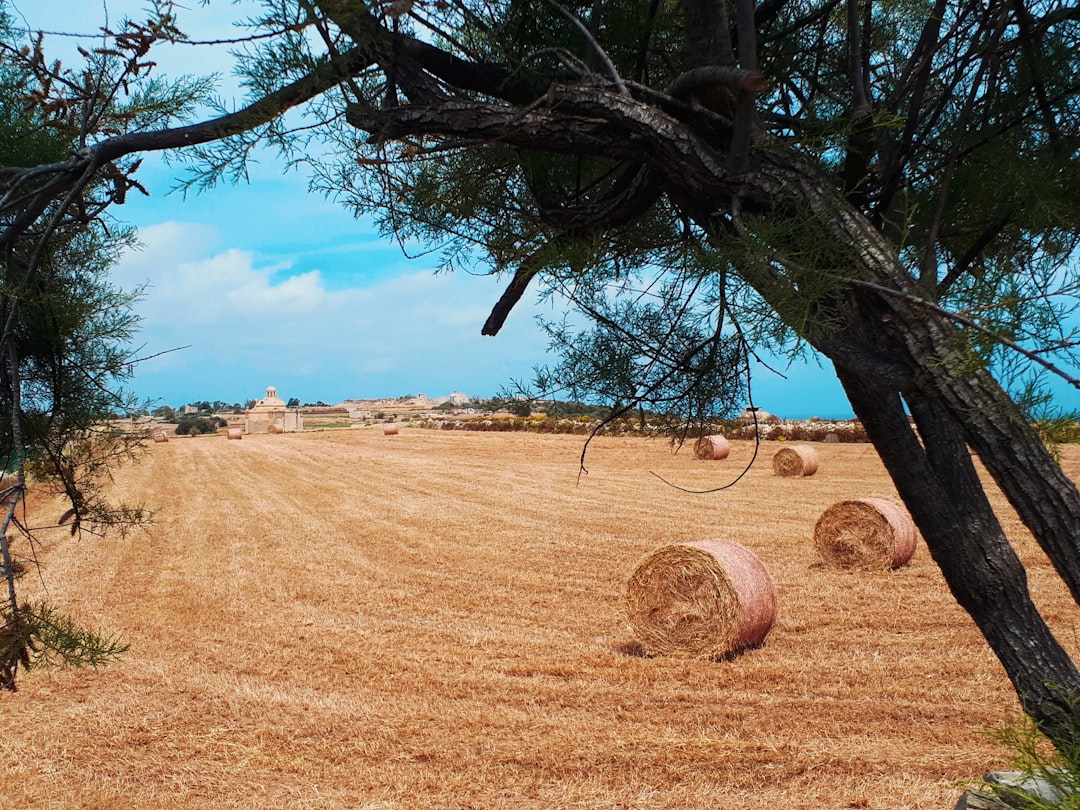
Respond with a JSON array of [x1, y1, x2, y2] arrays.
[[773, 445, 819, 476], [813, 497, 917, 569], [227, 428, 243, 440], [152, 432, 168, 443], [693, 435, 730, 460], [625, 539, 777, 659], [267, 424, 284, 435], [383, 423, 400, 435]]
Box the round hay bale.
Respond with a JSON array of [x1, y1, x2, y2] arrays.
[[773, 445, 819, 476], [625, 539, 777, 659], [813, 497, 917, 569], [267, 423, 284, 435], [152, 432, 168, 443], [383, 423, 400, 435], [227, 428, 243, 440], [693, 435, 730, 460]]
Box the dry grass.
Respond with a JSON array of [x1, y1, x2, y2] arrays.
[[2, 431, 1079, 810], [813, 497, 918, 570], [625, 539, 777, 659], [772, 444, 820, 476], [693, 435, 730, 460]]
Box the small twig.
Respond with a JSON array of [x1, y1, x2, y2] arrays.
[[648, 335, 762, 494]]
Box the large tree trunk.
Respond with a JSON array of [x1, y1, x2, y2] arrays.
[[733, 155, 1080, 745], [836, 364, 1080, 743], [326, 57, 1080, 747]]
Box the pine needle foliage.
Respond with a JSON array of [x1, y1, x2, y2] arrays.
[[0, 3, 217, 688], [0, 601, 129, 690], [978, 699, 1080, 809]]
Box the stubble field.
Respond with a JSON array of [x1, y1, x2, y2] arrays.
[[1, 428, 1078, 810]]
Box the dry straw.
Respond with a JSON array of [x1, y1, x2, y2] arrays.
[[152, 432, 168, 443], [383, 423, 400, 435], [267, 424, 284, 435], [693, 435, 730, 460], [773, 445, 819, 476], [227, 428, 243, 440], [813, 497, 917, 569], [625, 539, 777, 659]]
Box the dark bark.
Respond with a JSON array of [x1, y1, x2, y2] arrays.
[[483, 249, 544, 336], [836, 364, 1080, 742], [533, 165, 665, 234], [0, 46, 377, 247], [679, 0, 735, 67]]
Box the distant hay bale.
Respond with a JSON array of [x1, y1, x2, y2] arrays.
[[693, 435, 730, 460], [227, 428, 243, 440], [383, 423, 400, 435], [813, 497, 917, 569], [625, 539, 777, 659], [773, 445, 819, 476], [152, 432, 168, 443], [267, 424, 284, 435]]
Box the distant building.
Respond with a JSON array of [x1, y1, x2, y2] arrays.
[[740, 407, 774, 421], [245, 385, 304, 434]]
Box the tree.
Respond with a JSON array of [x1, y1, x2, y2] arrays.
[[0, 4, 212, 688], [4, 0, 1080, 746], [506, 398, 533, 418], [152, 405, 176, 422], [173, 415, 219, 436], [286, 397, 301, 408]]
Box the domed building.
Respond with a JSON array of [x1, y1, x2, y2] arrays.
[[244, 386, 303, 434]]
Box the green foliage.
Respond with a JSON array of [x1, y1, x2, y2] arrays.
[[524, 271, 747, 443], [0, 4, 217, 687], [976, 703, 1080, 808], [0, 600, 128, 690], [1009, 375, 1080, 460], [173, 416, 220, 436], [1, 604, 128, 691], [505, 399, 532, 417]]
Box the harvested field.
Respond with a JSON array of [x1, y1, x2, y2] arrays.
[[2, 431, 1079, 809]]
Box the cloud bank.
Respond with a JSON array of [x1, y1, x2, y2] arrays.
[[113, 220, 556, 406]]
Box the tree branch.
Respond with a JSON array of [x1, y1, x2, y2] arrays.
[[847, 278, 1080, 390]]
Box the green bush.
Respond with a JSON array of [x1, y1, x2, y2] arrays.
[[174, 416, 220, 436], [968, 707, 1080, 809]]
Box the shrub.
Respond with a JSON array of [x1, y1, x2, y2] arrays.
[[174, 416, 220, 436], [968, 704, 1080, 809]]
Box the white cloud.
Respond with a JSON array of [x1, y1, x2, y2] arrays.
[[225, 268, 326, 317], [113, 220, 556, 404]]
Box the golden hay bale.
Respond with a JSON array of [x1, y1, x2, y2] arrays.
[[227, 428, 243, 440], [625, 539, 777, 659], [152, 432, 168, 443], [813, 497, 917, 570], [383, 423, 400, 435], [693, 435, 730, 460], [773, 445, 819, 476], [267, 424, 284, 435]]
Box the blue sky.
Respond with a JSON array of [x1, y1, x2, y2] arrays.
[[17, 2, 1075, 420]]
